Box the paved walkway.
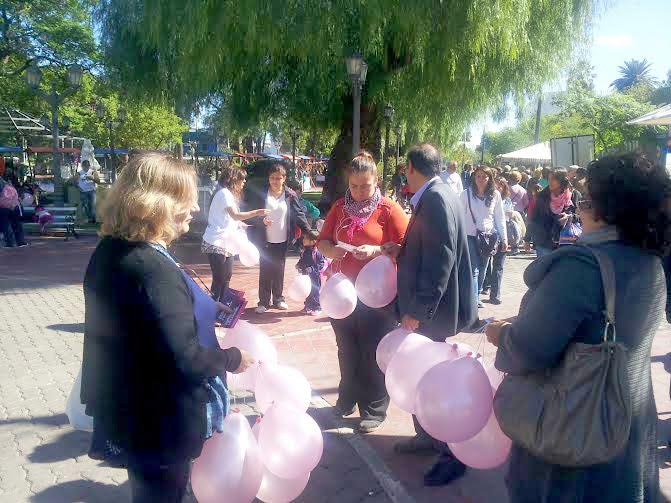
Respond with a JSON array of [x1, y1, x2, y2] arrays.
[[0, 235, 669, 502]]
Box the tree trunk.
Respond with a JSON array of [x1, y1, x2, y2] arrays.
[[319, 100, 382, 213]]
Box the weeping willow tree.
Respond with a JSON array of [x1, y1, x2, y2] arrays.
[[98, 0, 593, 205]]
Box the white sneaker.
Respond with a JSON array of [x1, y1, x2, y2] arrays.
[[255, 305, 268, 314], [274, 301, 289, 311]]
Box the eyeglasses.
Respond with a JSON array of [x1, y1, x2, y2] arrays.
[[577, 199, 593, 211]]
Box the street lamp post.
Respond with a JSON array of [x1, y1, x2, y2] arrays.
[[25, 62, 83, 203], [345, 54, 368, 157], [394, 125, 401, 171], [96, 103, 127, 182], [382, 103, 394, 195]]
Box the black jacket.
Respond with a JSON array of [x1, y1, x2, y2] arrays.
[[245, 185, 311, 249], [81, 238, 242, 463], [397, 179, 477, 340]]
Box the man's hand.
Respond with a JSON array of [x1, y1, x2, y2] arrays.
[[485, 320, 510, 348], [401, 314, 420, 332], [352, 245, 380, 261], [381, 242, 402, 260], [500, 240, 509, 252], [232, 349, 256, 374], [524, 241, 531, 253]]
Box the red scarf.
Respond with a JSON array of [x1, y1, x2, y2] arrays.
[[550, 188, 573, 215]]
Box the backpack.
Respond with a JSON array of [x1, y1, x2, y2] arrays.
[[0, 184, 19, 209]]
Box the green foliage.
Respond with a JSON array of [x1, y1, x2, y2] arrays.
[[98, 0, 593, 148], [0, 0, 98, 74]]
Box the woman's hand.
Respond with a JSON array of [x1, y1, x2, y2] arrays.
[[485, 321, 510, 348], [232, 349, 256, 374], [331, 246, 348, 260], [215, 302, 233, 315], [352, 245, 381, 261], [500, 240, 509, 252], [263, 216, 273, 226], [254, 209, 270, 218], [558, 213, 570, 226]]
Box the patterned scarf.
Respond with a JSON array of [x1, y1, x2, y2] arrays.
[[343, 187, 382, 240], [550, 188, 573, 215]]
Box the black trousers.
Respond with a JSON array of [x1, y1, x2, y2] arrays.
[[127, 458, 191, 503], [0, 207, 25, 247], [482, 249, 506, 302], [258, 241, 287, 307], [330, 301, 397, 422], [207, 253, 234, 302]]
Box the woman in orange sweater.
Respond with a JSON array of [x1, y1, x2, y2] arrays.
[[318, 151, 409, 433]]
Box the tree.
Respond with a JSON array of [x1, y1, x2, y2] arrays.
[[98, 0, 593, 205], [610, 59, 658, 92], [0, 0, 97, 76]]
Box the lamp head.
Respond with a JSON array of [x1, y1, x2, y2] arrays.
[[383, 103, 394, 120], [345, 53, 363, 81], [25, 63, 43, 89], [67, 64, 83, 88]]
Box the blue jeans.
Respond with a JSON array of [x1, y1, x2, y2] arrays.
[[467, 236, 485, 306], [80, 190, 96, 222], [535, 246, 553, 258]]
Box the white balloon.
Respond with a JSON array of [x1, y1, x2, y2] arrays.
[[355, 255, 398, 308], [320, 272, 357, 319], [287, 275, 312, 302]]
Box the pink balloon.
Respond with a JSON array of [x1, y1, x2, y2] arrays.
[[287, 275, 312, 302], [191, 412, 264, 503], [219, 321, 278, 364], [448, 410, 512, 469], [375, 327, 411, 373], [257, 467, 310, 503], [354, 255, 398, 308], [239, 241, 260, 267], [226, 365, 260, 392], [320, 272, 357, 319], [485, 365, 505, 391], [385, 335, 457, 413], [415, 356, 493, 443], [254, 362, 312, 414], [258, 403, 324, 479]]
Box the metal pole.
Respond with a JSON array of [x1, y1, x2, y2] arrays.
[[352, 78, 361, 156], [382, 120, 391, 195], [480, 126, 486, 164], [51, 97, 60, 183]]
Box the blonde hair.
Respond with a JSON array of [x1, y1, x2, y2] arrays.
[[100, 152, 198, 245]]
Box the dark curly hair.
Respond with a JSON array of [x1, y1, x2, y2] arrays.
[[470, 165, 496, 206], [217, 165, 246, 191], [587, 154, 671, 255]]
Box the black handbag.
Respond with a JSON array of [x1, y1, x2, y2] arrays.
[[467, 189, 499, 257]]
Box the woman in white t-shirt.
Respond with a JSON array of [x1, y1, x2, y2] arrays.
[[202, 167, 268, 301]]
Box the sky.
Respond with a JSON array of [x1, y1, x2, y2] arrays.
[[468, 0, 670, 148]]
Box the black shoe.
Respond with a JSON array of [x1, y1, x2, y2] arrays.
[[394, 434, 438, 455], [423, 456, 467, 487], [489, 298, 502, 305], [358, 419, 383, 433], [334, 404, 356, 418], [17, 242, 28, 248]]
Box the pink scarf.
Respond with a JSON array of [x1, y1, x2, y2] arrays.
[[550, 188, 573, 215], [343, 188, 382, 240]]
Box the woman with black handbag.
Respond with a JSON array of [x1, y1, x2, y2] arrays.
[[459, 165, 508, 308], [486, 154, 668, 503]]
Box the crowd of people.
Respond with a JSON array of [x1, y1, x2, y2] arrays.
[[76, 144, 670, 502]]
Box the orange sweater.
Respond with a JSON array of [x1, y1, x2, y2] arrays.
[[318, 196, 409, 282]]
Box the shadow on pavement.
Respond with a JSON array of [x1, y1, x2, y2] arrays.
[[47, 323, 86, 334], [28, 429, 91, 463], [30, 479, 129, 503], [651, 353, 671, 374], [0, 413, 69, 428]]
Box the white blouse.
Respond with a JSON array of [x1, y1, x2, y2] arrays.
[[460, 188, 508, 241]]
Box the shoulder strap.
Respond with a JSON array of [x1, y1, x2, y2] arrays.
[[589, 247, 617, 340], [466, 189, 477, 226]]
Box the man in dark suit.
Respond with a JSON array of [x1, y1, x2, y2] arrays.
[[382, 143, 477, 487]]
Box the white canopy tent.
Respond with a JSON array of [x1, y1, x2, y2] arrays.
[[627, 104, 671, 126], [499, 142, 551, 163]]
